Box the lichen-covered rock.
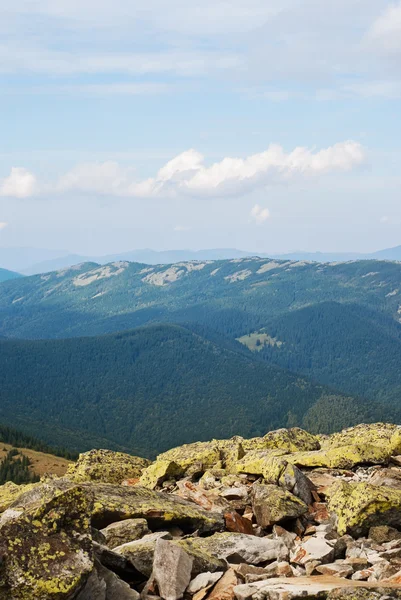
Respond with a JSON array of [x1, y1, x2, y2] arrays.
[[323, 423, 400, 452], [233, 449, 288, 477], [251, 484, 308, 528], [66, 449, 150, 484], [156, 441, 222, 475], [288, 443, 392, 470], [0, 485, 94, 600], [138, 460, 185, 489], [87, 483, 224, 533], [100, 518, 150, 549], [0, 480, 39, 513], [327, 480, 401, 537], [242, 428, 320, 454]]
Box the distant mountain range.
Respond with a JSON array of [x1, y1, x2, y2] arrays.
[[2, 255, 401, 453], [0, 268, 23, 283], [1, 245, 401, 275]]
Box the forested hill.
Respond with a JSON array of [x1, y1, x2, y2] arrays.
[[0, 257, 401, 340], [0, 268, 22, 283], [0, 323, 383, 457]]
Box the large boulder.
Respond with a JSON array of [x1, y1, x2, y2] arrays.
[[0, 485, 94, 599], [148, 538, 193, 600], [86, 483, 224, 533], [287, 443, 392, 470], [156, 441, 222, 476], [327, 480, 401, 537], [66, 449, 150, 484], [251, 484, 308, 528], [241, 428, 320, 454]]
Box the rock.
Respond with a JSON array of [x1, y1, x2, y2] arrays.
[[176, 479, 227, 512], [85, 483, 224, 533], [66, 449, 150, 484], [279, 463, 315, 506], [139, 461, 185, 489], [176, 532, 288, 574], [156, 441, 222, 476], [251, 484, 308, 528], [100, 518, 150, 548], [187, 572, 224, 594], [93, 541, 144, 581], [233, 576, 401, 600], [242, 428, 320, 454], [207, 568, 237, 600], [149, 538, 193, 600], [327, 481, 401, 537], [273, 525, 297, 549], [220, 486, 249, 500], [368, 467, 401, 489], [113, 532, 173, 577], [315, 562, 354, 578], [369, 525, 401, 544], [76, 560, 140, 600], [0, 480, 38, 513], [288, 444, 393, 470], [323, 423, 401, 453], [0, 484, 93, 599], [224, 511, 254, 535], [290, 535, 336, 566]]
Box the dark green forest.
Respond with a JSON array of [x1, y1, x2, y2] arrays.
[[0, 323, 386, 457]]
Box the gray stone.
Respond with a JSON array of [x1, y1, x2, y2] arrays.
[[101, 518, 150, 549], [150, 538, 193, 600], [76, 561, 140, 600], [187, 571, 224, 594], [113, 532, 173, 577]]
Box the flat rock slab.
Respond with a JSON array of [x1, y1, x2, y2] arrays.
[[234, 576, 401, 600]]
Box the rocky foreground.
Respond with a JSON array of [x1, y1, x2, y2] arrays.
[[4, 426, 401, 598]]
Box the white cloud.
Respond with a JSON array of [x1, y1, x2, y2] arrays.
[[0, 167, 37, 198], [0, 222, 8, 230], [368, 1, 401, 55], [250, 204, 270, 224], [3, 141, 367, 200]]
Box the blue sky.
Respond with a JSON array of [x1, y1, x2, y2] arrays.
[[0, 0, 400, 255]]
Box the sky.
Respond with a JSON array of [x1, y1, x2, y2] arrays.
[[0, 0, 400, 255]]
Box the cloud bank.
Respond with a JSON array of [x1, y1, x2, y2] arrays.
[[0, 141, 366, 199]]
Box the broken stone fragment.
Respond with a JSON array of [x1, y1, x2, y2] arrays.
[[76, 560, 140, 600], [187, 571, 224, 594], [149, 538, 193, 600], [100, 518, 150, 548]]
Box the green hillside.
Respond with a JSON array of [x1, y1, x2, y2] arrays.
[[0, 323, 383, 457], [251, 301, 401, 405]]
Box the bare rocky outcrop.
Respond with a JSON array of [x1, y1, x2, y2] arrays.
[[1, 424, 401, 599]]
